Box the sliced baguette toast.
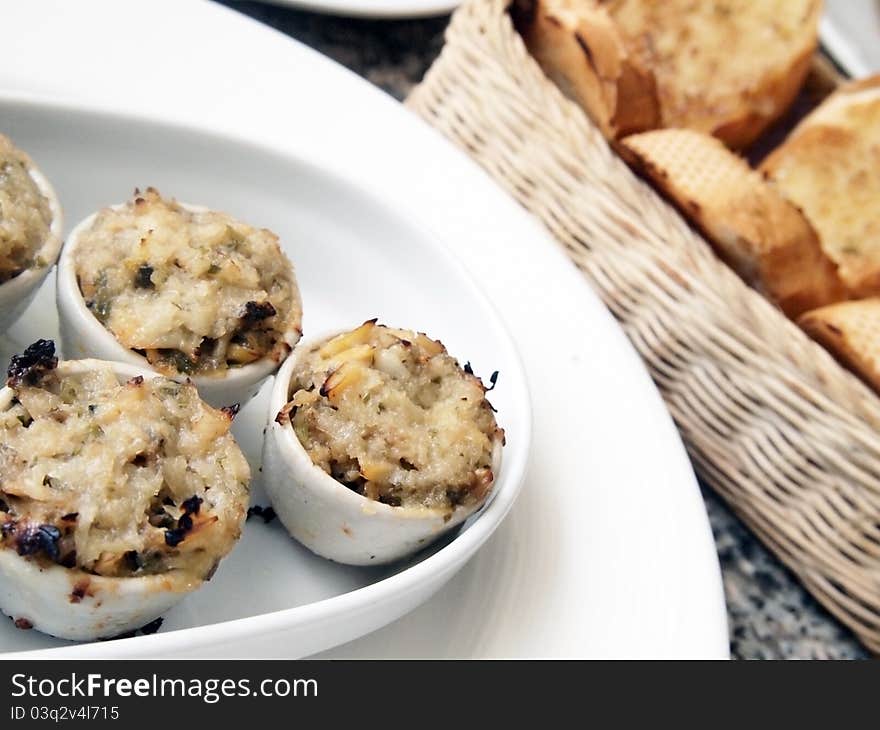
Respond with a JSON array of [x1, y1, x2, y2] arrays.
[[621, 129, 845, 317], [799, 299, 880, 393], [761, 75, 880, 298], [518, 0, 821, 149], [516, 0, 660, 140]]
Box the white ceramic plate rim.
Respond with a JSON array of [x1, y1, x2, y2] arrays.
[[819, 2, 879, 78], [257, 0, 458, 19], [0, 0, 728, 658]]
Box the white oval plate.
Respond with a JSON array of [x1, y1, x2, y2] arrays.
[[258, 0, 458, 19], [0, 97, 530, 657], [0, 0, 728, 658]]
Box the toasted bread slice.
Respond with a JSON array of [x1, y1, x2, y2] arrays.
[[761, 76, 880, 298], [799, 299, 880, 392], [621, 129, 845, 316], [607, 0, 821, 149], [516, 0, 660, 140], [518, 0, 821, 149]]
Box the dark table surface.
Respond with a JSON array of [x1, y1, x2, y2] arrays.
[[219, 0, 867, 660]]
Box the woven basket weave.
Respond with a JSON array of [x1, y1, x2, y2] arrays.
[[407, 0, 880, 652]]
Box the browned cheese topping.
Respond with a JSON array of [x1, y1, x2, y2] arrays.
[[281, 321, 503, 513], [75, 188, 301, 376], [0, 342, 250, 581]]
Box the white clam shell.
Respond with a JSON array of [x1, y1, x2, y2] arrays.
[[0, 165, 63, 332], [0, 359, 212, 640], [56, 203, 302, 409], [0, 550, 194, 642], [262, 331, 504, 566]]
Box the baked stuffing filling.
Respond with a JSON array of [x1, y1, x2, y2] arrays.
[[0, 341, 250, 582], [74, 188, 301, 376], [0, 134, 52, 284], [279, 321, 504, 513]]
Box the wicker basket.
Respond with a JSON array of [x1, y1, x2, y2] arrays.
[[407, 0, 880, 652]]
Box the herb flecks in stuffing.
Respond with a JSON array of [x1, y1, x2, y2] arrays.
[[0, 364, 250, 581], [14, 523, 61, 561], [164, 495, 204, 548], [246, 505, 277, 524], [242, 300, 277, 324], [134, 264, 155, 289], [7, 339, 57, 387], [73, 188, 301, 376], [284, 321, 504, 513]]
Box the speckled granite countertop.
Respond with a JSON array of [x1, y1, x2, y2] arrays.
[[219, 1, 868, 660]]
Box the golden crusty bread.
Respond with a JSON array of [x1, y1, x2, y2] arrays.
[[519, 0, 822, 149], [799, 299, 880, 393], [761, 75, 880, 298], [516, 0, 660, 140], [621, 129, 845, 317]]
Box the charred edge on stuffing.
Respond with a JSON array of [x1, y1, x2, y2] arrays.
[[247, 505, 277, 524], [14, 523, 62, 562], [7, 340, 57, 387], [181, 495, 202, 516], [134, 264, 155, 289], [128, 375, 145, 386], [197, 337, 217, 358], [221, 403, 241, 420], [464, 362, 500, 393], [124, 549, 144, 572], [241, 300, 277, 324], [164, 495, 203, 547], [131, 452, 151, 468]]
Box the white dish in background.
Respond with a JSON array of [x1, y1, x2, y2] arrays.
[[0, 0, 728, 658], [820, 0, 880, 78], [259, 0, 458, 19]]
